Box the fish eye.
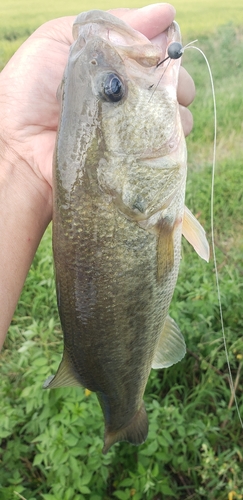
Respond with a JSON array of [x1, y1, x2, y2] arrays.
[[102, 73, 124, 103]]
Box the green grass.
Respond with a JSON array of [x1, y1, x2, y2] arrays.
[[1, 0, 243, 38], [0, 2, 243, 500]]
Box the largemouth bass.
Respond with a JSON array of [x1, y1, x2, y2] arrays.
[[44, 10, 209, 454]]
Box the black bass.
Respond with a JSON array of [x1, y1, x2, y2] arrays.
[[44, 10, 209, 454]]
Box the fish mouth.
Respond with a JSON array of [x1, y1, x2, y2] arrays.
[[72, 10, 182, 72]]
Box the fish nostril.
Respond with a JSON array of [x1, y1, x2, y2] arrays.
[[132, 196, 145, 213], [90, 59, 97, 65]]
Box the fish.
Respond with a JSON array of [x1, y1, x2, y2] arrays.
[[44, 10, 209, 454]]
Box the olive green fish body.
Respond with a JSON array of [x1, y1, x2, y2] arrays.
[[45, 10, 191, 453], [54, 174, 181, 430]]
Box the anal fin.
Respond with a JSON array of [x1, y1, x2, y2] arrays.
[[152, 315, 186, 369], [43, 350, 81, 389]]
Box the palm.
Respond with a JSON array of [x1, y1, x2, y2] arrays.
[[1, 17, 74, 186]]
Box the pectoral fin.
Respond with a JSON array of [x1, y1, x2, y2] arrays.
[[156, 219, 174, 281], [152, 315, 186, 369], [43, 350, 81, 389], [182, 206, 210, 262]]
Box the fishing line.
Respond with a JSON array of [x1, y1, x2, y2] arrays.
[[148, 58, 172, 102], [182, 43, 243, 428], [149, 40, 198, 100]]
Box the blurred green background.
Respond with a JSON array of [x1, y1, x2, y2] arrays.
[[0, 1, 243, 500]]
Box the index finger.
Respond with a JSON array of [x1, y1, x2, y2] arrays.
[[110, 3, 176, 39]]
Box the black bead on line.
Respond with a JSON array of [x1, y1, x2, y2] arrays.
[[157, 42, 184, 68]]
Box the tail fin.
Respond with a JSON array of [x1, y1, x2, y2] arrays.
[[102, 402, 148, 454]]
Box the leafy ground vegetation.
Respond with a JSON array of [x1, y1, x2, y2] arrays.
[[0, 1, 243, 499]]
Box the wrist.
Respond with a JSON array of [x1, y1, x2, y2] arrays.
[[0, 135, 52, 346]]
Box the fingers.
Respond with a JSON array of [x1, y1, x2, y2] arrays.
[[179, 106, 193, 137], [178, 66, 195, 107], [110, 3, 176, 39], [178, 68, 195, 135]]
